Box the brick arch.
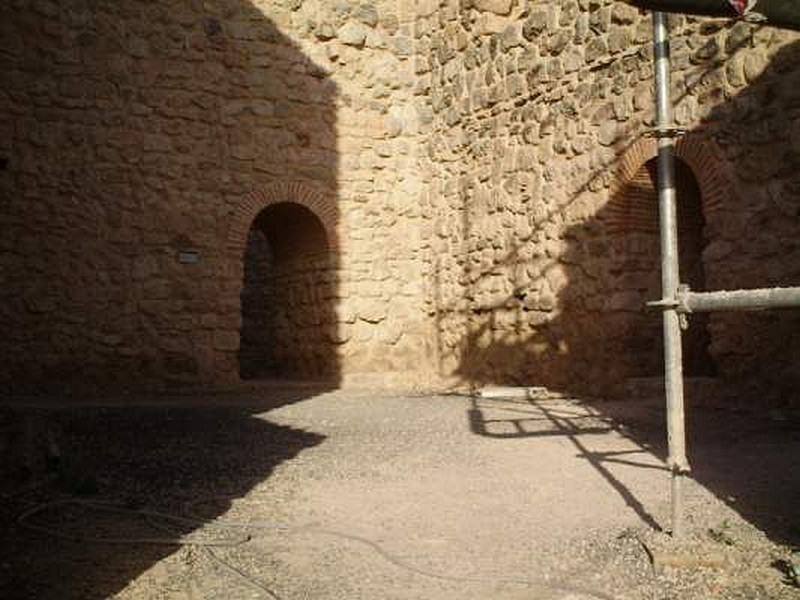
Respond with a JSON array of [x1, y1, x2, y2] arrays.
[[227, 182, 338, 255], [606, 135, 736, 231]]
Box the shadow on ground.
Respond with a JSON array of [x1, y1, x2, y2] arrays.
[[441, 32, 800, 555], [1, 0, 340, 593], [468, 393, 800, 547], [0, 386, 327, 600]]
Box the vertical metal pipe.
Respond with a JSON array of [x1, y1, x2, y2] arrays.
[[652, 11, 690, 538]]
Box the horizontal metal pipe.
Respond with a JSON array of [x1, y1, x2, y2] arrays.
[[679, 286, 800, 312]]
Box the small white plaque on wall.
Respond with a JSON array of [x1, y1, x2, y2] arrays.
[[177, 250, 201, 264]]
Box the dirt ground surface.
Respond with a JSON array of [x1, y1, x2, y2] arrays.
[[1, 386, 799, 599]]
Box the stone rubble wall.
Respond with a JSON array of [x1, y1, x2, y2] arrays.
[[241, 242, 337, 381], [0, 0, 431, 391], [1, 0, 798, 401], [282, 0, 436, 387], [417, 0, 800, 401]]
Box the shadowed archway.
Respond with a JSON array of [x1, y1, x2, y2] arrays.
[[0, 2, 341, 598], [603, 155, 716, 380], [239, 201, 338, 381]]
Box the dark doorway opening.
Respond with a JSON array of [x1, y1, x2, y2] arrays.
[[646, 158, 716, 377], [239, 202, 337, 381], [604, 155, 717, 386]]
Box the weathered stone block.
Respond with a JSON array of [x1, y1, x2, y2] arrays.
[[743, 51, 767, 83], [354, 4, 379, 28], [338, 21, 369, 47], [611, 3, 639, 25], [475, 0, 513, 16]]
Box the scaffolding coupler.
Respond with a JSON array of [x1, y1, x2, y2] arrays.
[[645, 125, 688, 139]]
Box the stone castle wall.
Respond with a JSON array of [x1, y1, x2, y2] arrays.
[[417, 1, 800, 401], [0, 0, 431, 391], [1, 0, 798, 401]]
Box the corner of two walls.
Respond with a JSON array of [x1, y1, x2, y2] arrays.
[[2, 0, 799, 400]]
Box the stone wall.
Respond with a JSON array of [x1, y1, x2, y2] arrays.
[[1, 0, 798, 402], [417, 1, 800, 402], [0, 0, 431, 391], [241, 247, 337, 381]]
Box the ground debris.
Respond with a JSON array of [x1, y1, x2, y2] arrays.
[[1, 392, 798, 599]]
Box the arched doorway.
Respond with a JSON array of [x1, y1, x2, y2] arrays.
[[239, 201, 337, 381], [606, 156, 716, 381], [665, 158, 716, 377]]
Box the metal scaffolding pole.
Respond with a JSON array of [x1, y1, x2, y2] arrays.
[[634, 1, 800, 542], [652, 11, 690, 539], [646, 10, 800, 539]]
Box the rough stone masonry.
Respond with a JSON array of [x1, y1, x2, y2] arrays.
[[1, 1, 798, 404]]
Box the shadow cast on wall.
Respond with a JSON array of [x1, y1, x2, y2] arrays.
[[448, 38, 800, 404], [0, 0, 341, 393], [458, 38, 800, 546], [1, 0, 340, 597]]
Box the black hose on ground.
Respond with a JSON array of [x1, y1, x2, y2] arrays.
[[17, 497, 619, 600]]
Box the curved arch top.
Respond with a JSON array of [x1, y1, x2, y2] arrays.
[[227, 181, 339, 254], [611, 134, 737, 215]]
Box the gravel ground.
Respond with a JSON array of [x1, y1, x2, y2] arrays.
[[1, 387, 798, 599]]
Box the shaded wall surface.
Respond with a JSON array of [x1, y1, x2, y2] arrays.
[[0, 0, 429, 392], [417, 1, 800, 403], [595, 156, 714, 380], [1, 0, 798, 402], [240, 204, 337, 380]]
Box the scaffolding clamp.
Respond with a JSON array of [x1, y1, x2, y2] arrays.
[[646, 297, 679, 309], [669, 459, 691, 475], [648, 285, 693, 311], [675, 284, 692, 314], [644, 124, 687, 138]]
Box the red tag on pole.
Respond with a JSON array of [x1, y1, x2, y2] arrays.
[[728, 0, 757, 15]]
